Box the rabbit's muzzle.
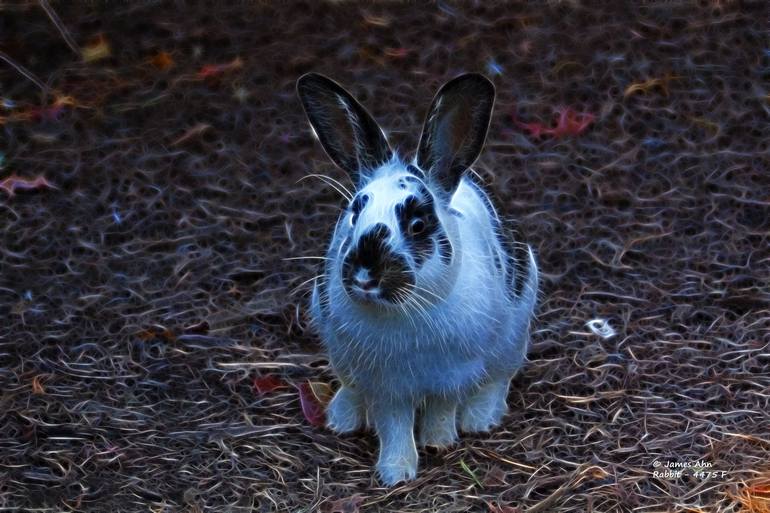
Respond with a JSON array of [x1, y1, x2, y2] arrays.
[[342, 223, 415, 305]]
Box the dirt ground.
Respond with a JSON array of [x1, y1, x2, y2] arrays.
[[1, 2, 769, 512]]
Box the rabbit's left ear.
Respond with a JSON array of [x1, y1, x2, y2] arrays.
[[416, 73, 495, 198], [297, 73, 391, 186]]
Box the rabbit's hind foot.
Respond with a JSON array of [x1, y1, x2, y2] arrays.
[[418, 395, 458, 448], [459, 379, 509, 433]]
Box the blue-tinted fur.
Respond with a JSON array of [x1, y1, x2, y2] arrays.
[[300, 73, 538, 485], [310, 160, 538, 485]]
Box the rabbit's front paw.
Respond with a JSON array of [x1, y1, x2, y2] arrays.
[[326, 386, 362, 434], [376, 454, 418, 486]]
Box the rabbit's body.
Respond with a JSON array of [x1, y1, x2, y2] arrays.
[[298, 73, 538, 485], [312, 173, 537, 402]]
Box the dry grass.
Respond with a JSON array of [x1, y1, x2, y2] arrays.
[[1, 2, 768, 512]]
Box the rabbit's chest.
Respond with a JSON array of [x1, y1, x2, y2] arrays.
[[329, 321, 490, 398]]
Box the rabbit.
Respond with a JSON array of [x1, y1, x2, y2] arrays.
[[297, 72, 538, 486]]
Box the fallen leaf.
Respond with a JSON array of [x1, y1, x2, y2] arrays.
[[150, 51, 174, 70], [308, 381, 333, 406], [298, 381, 325, 427], [137, 325, 176, 343], [487, 502, 521, 513], [198, 57, 243, 79], [32, 375, 46, 395], [22, 95, 76, 123], [0, 175, 55, 197], [82, 34, 111, 62], [729, 478, 770, 513], [253, 375, 285, 395], [513, 107, 595, 139], [624, 74, 680, 98], [362, 12, 391, 26], [325, 494, 364, 513], [171, 123, 211, 146], [384, 47, 409, 59]]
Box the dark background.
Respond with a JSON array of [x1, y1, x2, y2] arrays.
[[1, 1, 769, 511]]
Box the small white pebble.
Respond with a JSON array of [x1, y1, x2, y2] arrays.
[[586, 318, 616, 339]]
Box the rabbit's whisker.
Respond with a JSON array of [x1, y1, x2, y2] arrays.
[[283, 256, 331, 261], [290, 274, 325, 296], [297, 174, 353, 201]]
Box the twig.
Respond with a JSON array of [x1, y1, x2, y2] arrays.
[[0, 50, 50, 93], [38, 0, 81, 56]]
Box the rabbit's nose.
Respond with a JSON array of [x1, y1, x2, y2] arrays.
[[353, 268, 379, 290]]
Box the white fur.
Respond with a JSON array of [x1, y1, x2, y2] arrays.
[[311, 163, 538, 485]]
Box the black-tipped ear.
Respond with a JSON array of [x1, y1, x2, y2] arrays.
[[297, 73, 392, 185], [416, 73, 495, 197]]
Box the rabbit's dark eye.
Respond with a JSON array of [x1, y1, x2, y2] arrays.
[[408, 218, 426, 235]]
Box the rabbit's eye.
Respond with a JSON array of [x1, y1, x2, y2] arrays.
[[408, 218, 426, 235]]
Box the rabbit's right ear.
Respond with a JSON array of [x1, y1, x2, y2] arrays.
[[416, 74, 495, 199], [297, 73, 392, 185]]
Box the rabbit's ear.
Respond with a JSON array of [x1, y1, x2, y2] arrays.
[[297, 73, 392, 185], [416, 73, 495, 197]]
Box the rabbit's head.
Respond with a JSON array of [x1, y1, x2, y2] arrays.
[[297, 73, 494, 308]]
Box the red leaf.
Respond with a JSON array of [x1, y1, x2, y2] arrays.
[[298, 381, 325, 427], [325, 494, 364, 513], [384, 47, 409, 59], [487, 501, 521, 513], [514, 120, 549, 138], [29, 104, 66, 121], [150, 51, 174, 70], [253, 375, 285, 395], [551, 107, 595, 137], [137, 325, 176, 342], [197, 57, 243, 79], [513, 107, 594, 139], [0, 174, 55, 197]]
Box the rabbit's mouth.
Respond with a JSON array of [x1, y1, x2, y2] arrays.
[[342, 251, 415, 307], [342, 260, 416, 306]]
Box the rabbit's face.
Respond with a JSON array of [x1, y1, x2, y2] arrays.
[[297, 72, 494, 309], [339, 165, 452, 307]]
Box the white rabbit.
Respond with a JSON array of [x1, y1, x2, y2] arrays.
[[297, 72, 538, 486]]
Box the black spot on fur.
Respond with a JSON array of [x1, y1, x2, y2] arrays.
[[342, 224, 414, 302], [396, 193, 441, 268], [349, 193, 369, 226]]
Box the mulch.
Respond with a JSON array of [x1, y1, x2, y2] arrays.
[[1, 2, 769, 511]]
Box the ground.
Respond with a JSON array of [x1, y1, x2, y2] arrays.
[[1, 2, 769, 512]]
